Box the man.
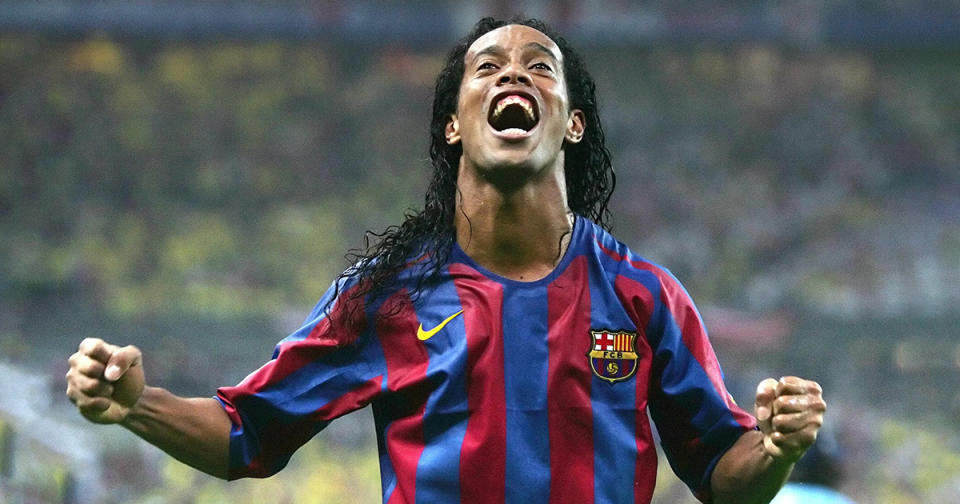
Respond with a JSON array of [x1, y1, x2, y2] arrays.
[[66, 18, 825, 503]]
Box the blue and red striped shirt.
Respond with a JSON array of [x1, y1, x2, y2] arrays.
[[216, 216, 756, 503]]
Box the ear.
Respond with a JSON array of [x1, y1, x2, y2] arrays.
[[564, 109, 585, 144], [445, 114, 461, 145]]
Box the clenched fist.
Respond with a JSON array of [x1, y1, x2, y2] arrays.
[[754, 376, 826, 464], [65, 337, 145, 424]]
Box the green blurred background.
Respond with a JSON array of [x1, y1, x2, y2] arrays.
[[1, 1, 958, 503]]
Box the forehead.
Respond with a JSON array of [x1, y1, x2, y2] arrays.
[[466, 24, 562, 62]]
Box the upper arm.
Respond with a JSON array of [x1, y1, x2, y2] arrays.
[[215, 282, 384, 479], [644, 270, 756, 500]]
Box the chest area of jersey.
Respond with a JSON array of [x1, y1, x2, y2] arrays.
[[400, 273, 651, 409]]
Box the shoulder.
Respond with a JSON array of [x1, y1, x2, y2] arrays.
[[577, 216, 680, 289]]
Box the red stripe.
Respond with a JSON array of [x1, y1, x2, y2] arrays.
[[612, 274, 658, 503], [376, 290, 431, 504], [547, 256, 594, 503], [451, 263, 506, 504]]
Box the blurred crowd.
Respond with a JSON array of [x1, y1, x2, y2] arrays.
[[2, 26, 956, 327]]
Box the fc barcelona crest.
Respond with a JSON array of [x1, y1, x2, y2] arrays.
[[588, 330, 639, 384]]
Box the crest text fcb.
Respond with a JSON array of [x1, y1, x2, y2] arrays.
[[588, 330, 639, 384]]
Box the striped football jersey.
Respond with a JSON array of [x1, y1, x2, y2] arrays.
[[216, 216, 756, 503]]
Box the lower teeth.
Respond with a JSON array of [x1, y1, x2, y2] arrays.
[[500, 128, 527, 135]]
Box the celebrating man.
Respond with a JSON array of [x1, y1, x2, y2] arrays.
[[67, 18, 825, 503]]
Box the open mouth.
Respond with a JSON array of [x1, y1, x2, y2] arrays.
[[487, 92, 539, 136]]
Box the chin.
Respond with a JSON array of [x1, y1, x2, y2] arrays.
[[478, 152, 556, 187]]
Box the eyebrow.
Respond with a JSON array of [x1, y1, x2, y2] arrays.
[[471, 42, 560, 64], [524, 42, 560, 62]]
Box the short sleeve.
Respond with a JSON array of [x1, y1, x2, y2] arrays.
[[645, 268, 757, 502], [215, 279, 385, 479]]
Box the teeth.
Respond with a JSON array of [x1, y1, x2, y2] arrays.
[[492, 96, 535, 122]]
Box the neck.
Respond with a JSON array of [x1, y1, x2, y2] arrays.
[[454, 158, 574, 282]]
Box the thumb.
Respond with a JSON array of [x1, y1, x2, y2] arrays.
[[104, 345, 142, 382], [754, 378, 778, 433]]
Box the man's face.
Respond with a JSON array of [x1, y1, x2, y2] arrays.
[[446, 24, 584, 180]]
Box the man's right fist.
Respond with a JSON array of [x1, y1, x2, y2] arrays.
[[65, 338, 145, 424]]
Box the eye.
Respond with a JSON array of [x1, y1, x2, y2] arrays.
[[531, 62, 553, 71], [478, 62, 498, 71]]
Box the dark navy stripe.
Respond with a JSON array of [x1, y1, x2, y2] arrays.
[[414, 270, 470, 504], [586, 257, 640, 504], [502, 283, 551, 504]]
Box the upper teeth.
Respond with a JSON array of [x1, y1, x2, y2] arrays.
[[493, 96, 535, 122]]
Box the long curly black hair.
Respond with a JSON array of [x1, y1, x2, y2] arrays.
[[334, 17, 615, 316]]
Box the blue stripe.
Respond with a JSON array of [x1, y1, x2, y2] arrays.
[[374, 408, 398, 503], [502, 284, 550, 504], [587, 258, 639, 503], [414, 275, 470, 504]]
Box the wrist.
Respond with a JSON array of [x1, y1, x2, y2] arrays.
[[120, 385, 160, 430]]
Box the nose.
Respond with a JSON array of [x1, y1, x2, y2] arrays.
[[498, 65, 531, 86]]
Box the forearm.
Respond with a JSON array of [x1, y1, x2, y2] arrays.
[[710, 430, 794, 504], [120, 386, 232, 479]]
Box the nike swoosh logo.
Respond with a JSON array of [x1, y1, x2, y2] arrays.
[[417, 310, 463, 341]]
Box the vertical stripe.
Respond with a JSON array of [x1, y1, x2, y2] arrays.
[[414, 274, 470, 504], [502, 285, 551, 504], [612, 274, 659, 504], [586, 267, 644, 504], [547, 256, 594, 503], [452, 263, 506, 504], [377, 290, 431, 504]]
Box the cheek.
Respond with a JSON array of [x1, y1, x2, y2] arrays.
[[541, 84, 571, 123], [457, 82, 484, 117]]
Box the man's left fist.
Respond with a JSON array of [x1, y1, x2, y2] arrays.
[[754, 376, 826, 463]]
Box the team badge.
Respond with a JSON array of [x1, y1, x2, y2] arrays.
[[588, 330, 639, 384]]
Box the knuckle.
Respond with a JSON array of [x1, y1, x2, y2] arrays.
[[77, 376, 104, 395], [77, 380, 96, 395], [772, 416, 787, 431], [811, 415, 825, 429], [78, 337, 102, 352], [808, 381, 823, 395], [80, 396, 109, 412], [80, 359, 105, 376], [122, 344, 142, 358]]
